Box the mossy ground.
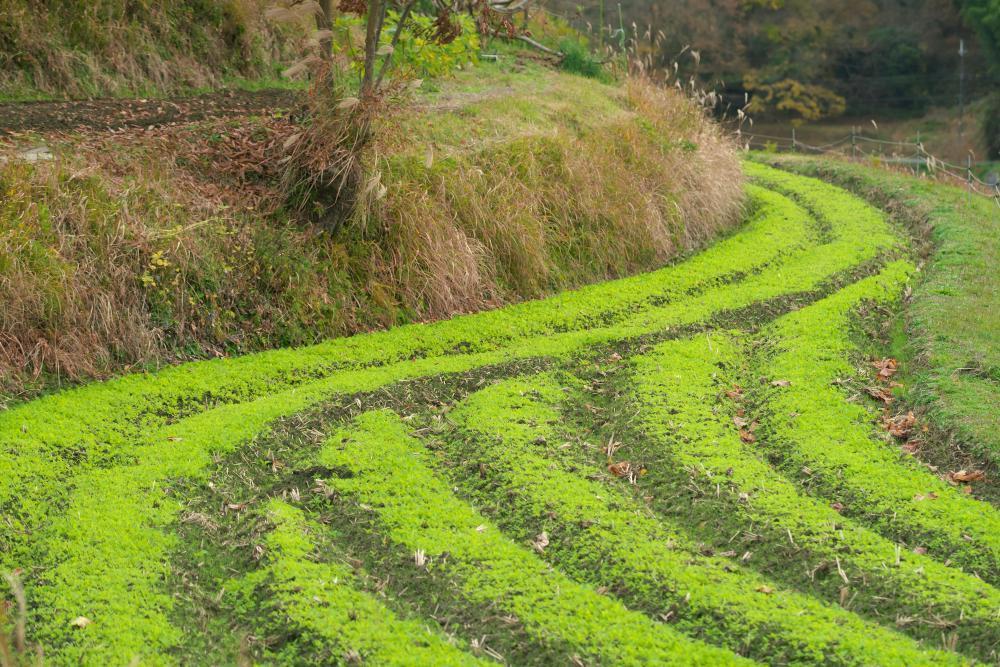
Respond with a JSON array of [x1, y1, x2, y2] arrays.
[[2, 162, 999, 665]]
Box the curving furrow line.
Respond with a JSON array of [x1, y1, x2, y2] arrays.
[[313, 411, 752, 666], [627, 268, 1000, 661], [437, 374, 963, 665]]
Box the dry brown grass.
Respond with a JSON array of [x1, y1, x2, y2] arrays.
[[0, 64, 743, 404], [359, 71, 744, 319], [0, 0, 305, 99]]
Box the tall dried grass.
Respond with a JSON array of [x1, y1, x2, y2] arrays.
[[0, 68, 743, 404], [360, 75, 743, 319], [0, 0, 304, 98]]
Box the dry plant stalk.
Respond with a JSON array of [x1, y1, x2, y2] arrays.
[[278, 64, 380, 231], [0, 572, 27, 666]]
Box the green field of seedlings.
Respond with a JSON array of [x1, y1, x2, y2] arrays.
[[3, 162, 999, 665]]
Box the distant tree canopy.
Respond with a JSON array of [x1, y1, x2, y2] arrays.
[[961, 0, 1000, 70], [960, 0, 1000, 158], [549, 0, 994, 121]]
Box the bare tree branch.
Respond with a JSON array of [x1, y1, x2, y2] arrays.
[[517, 34, 562, 56], [375, 0, 420, 88]]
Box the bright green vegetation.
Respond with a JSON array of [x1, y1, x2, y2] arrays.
[[315, 411, 749, 666], [2, 162, 998, 664], [230, 500, 484, 665], [441, 375, 963, 666], [754, 268, 1000, 580], [629, 295, 1000, 660], [756, 155, 1000, 464]]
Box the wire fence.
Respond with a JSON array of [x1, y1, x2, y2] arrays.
[[736, 127, 1000, 208]]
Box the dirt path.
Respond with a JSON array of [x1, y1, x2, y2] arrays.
[[0, 88, 298, 136]]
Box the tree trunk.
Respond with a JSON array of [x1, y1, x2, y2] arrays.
[[361, 0, 385, 96], [317, 0, 333, 58]]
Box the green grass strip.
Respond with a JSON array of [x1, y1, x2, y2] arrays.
[[630, 266, 1000, 661], [442, 375, 962, 666], [317, 410, 754, 666], [754, 258, 1000, 581], [227, 500, 483, 666], [754, 155, 1000, 463], [23, 352, 520, 664]]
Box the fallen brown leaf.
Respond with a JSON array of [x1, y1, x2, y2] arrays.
[[607, 460, 630, 476], [873, 358, 899, 382], [883, 411, 916, 439], [770, 379, 792, 387], [531, 532, 549, 553], [739, 429, 756, 444], [864, 385, 894, 404], [946, 469, 986, 484]]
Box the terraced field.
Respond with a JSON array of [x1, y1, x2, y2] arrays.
[[3, 161, 999, 665]]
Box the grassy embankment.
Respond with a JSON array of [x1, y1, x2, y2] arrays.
[[0, 57, 742, 405], [4, 164, 1000, 664], [0, 0, 304, 100]]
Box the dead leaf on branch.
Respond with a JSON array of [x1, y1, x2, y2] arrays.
[[531, 532, 549, 553]]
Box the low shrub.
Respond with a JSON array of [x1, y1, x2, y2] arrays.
[[558, 38, 606, 80], [333, 10, 479, 82]]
